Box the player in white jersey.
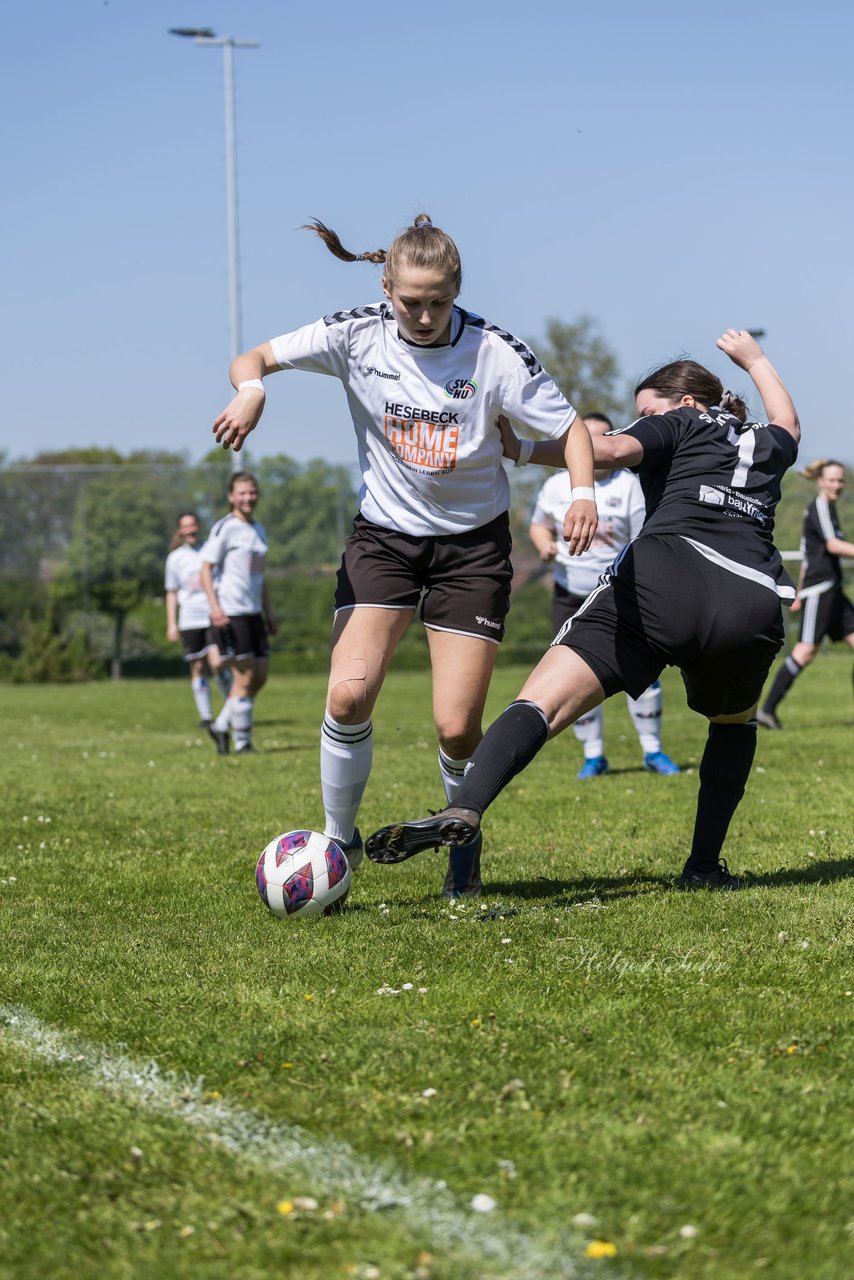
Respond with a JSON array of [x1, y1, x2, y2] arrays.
[[210, 213, 596, 894], [758, 459, 854, 728], [200, 472, 277, 755], [164, 512, 232, 729], [530, 414, 679, 778], [367, 333, 801, 892]]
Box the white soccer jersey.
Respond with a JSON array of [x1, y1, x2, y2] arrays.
[[201, 515, 268, 616], [164, 544, 210, 630], [531, 469, 646, 597], [269, 303, 577, 537]]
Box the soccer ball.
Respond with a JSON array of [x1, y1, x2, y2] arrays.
[[255, 830, 352, 919]]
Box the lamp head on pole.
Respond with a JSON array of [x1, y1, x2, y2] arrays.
[[169, 27, 216, 38]]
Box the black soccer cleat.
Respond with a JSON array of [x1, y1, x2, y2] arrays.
[[756, 708, 782, 731], [208, 725, 230, 755], [366, 807, 481, 865], [677, 858, 743, 891]]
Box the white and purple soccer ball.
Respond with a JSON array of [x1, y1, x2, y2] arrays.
[[255, 830, 352, 918]]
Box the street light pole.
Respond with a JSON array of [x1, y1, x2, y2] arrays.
[[169, 28, 259, 362]]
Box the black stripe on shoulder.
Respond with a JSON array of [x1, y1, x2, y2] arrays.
[[209, 515, 233, 537], [322, 303, 389, 328], [457, 308, 543, 376]]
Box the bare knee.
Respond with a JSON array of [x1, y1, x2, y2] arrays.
[[436, 719, 483, 760], [327, 654, 375, 723]]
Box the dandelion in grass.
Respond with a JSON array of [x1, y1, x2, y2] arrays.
[[276, 1200, 294, 1216], [471, 1193, 496, 1213], [585, 1240, 617, 1258]]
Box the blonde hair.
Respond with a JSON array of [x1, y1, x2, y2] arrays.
[[303, 213, 463, 295], [802, 458, 844, 481]]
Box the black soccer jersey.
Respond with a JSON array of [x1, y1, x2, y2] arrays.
[[619, 406, 798, 597], [800, 496, 844, 596]]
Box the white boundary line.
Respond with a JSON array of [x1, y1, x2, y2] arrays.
[[2, 1006, 589, 1279]]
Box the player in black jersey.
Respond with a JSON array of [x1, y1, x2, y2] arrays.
[[758, 460, 854, 729], [366, 331, 800, 890]]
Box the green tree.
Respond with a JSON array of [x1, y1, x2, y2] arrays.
[[256, 455, 358, 570], [532, 314, 630, 421], [57, 468, 174, 678], [508, 315, 630, 550]]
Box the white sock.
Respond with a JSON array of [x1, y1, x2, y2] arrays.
[[573, 705, 605, 759], [438, 747, 472, 804], [215, 666, 233, 700], [628, 682, 662, 755], [320, 714, 373, 846], [213, 698, 233, 733], [192, 676, 212, 722], [230, 696, 254, 750]]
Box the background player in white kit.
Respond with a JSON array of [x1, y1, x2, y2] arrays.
[[210, 213, 596, 896], [200, 472, 277, 755], [529, 413, 679, 778], [164, 511, 231, 729]]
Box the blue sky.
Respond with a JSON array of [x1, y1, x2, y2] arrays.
[[4, 0, 852, 466]]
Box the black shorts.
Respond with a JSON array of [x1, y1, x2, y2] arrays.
[[799, 587, 854, 645], [180, 627, 217, 661], [552, 535, 785, 717], [334, 513, 513, 643], [551, 583, 589, 636], [214, 614, 269, 661]]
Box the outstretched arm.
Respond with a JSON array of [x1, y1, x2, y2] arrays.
[[560, 417, 597, 556], [497, 414, 642, 471], [716, 329, 800, 444], [212, 342, 281, 453]]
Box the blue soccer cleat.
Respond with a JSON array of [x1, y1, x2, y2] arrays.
[[443, 830, 483, 899], [577, 755, 609, 780], [644, 750, 680, 775]]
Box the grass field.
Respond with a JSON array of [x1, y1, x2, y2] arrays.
[[2, 657, 853, 1280]]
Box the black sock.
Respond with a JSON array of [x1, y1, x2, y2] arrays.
[[686, 721, 757, 872], [453, 700, 549, 816], [762, 655, 802, 714]]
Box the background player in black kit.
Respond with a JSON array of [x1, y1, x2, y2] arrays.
[[758, 460, 854, 729], [366, 331, 800, 890]]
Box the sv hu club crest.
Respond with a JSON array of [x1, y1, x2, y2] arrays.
[[444, 378, 477, 401]]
